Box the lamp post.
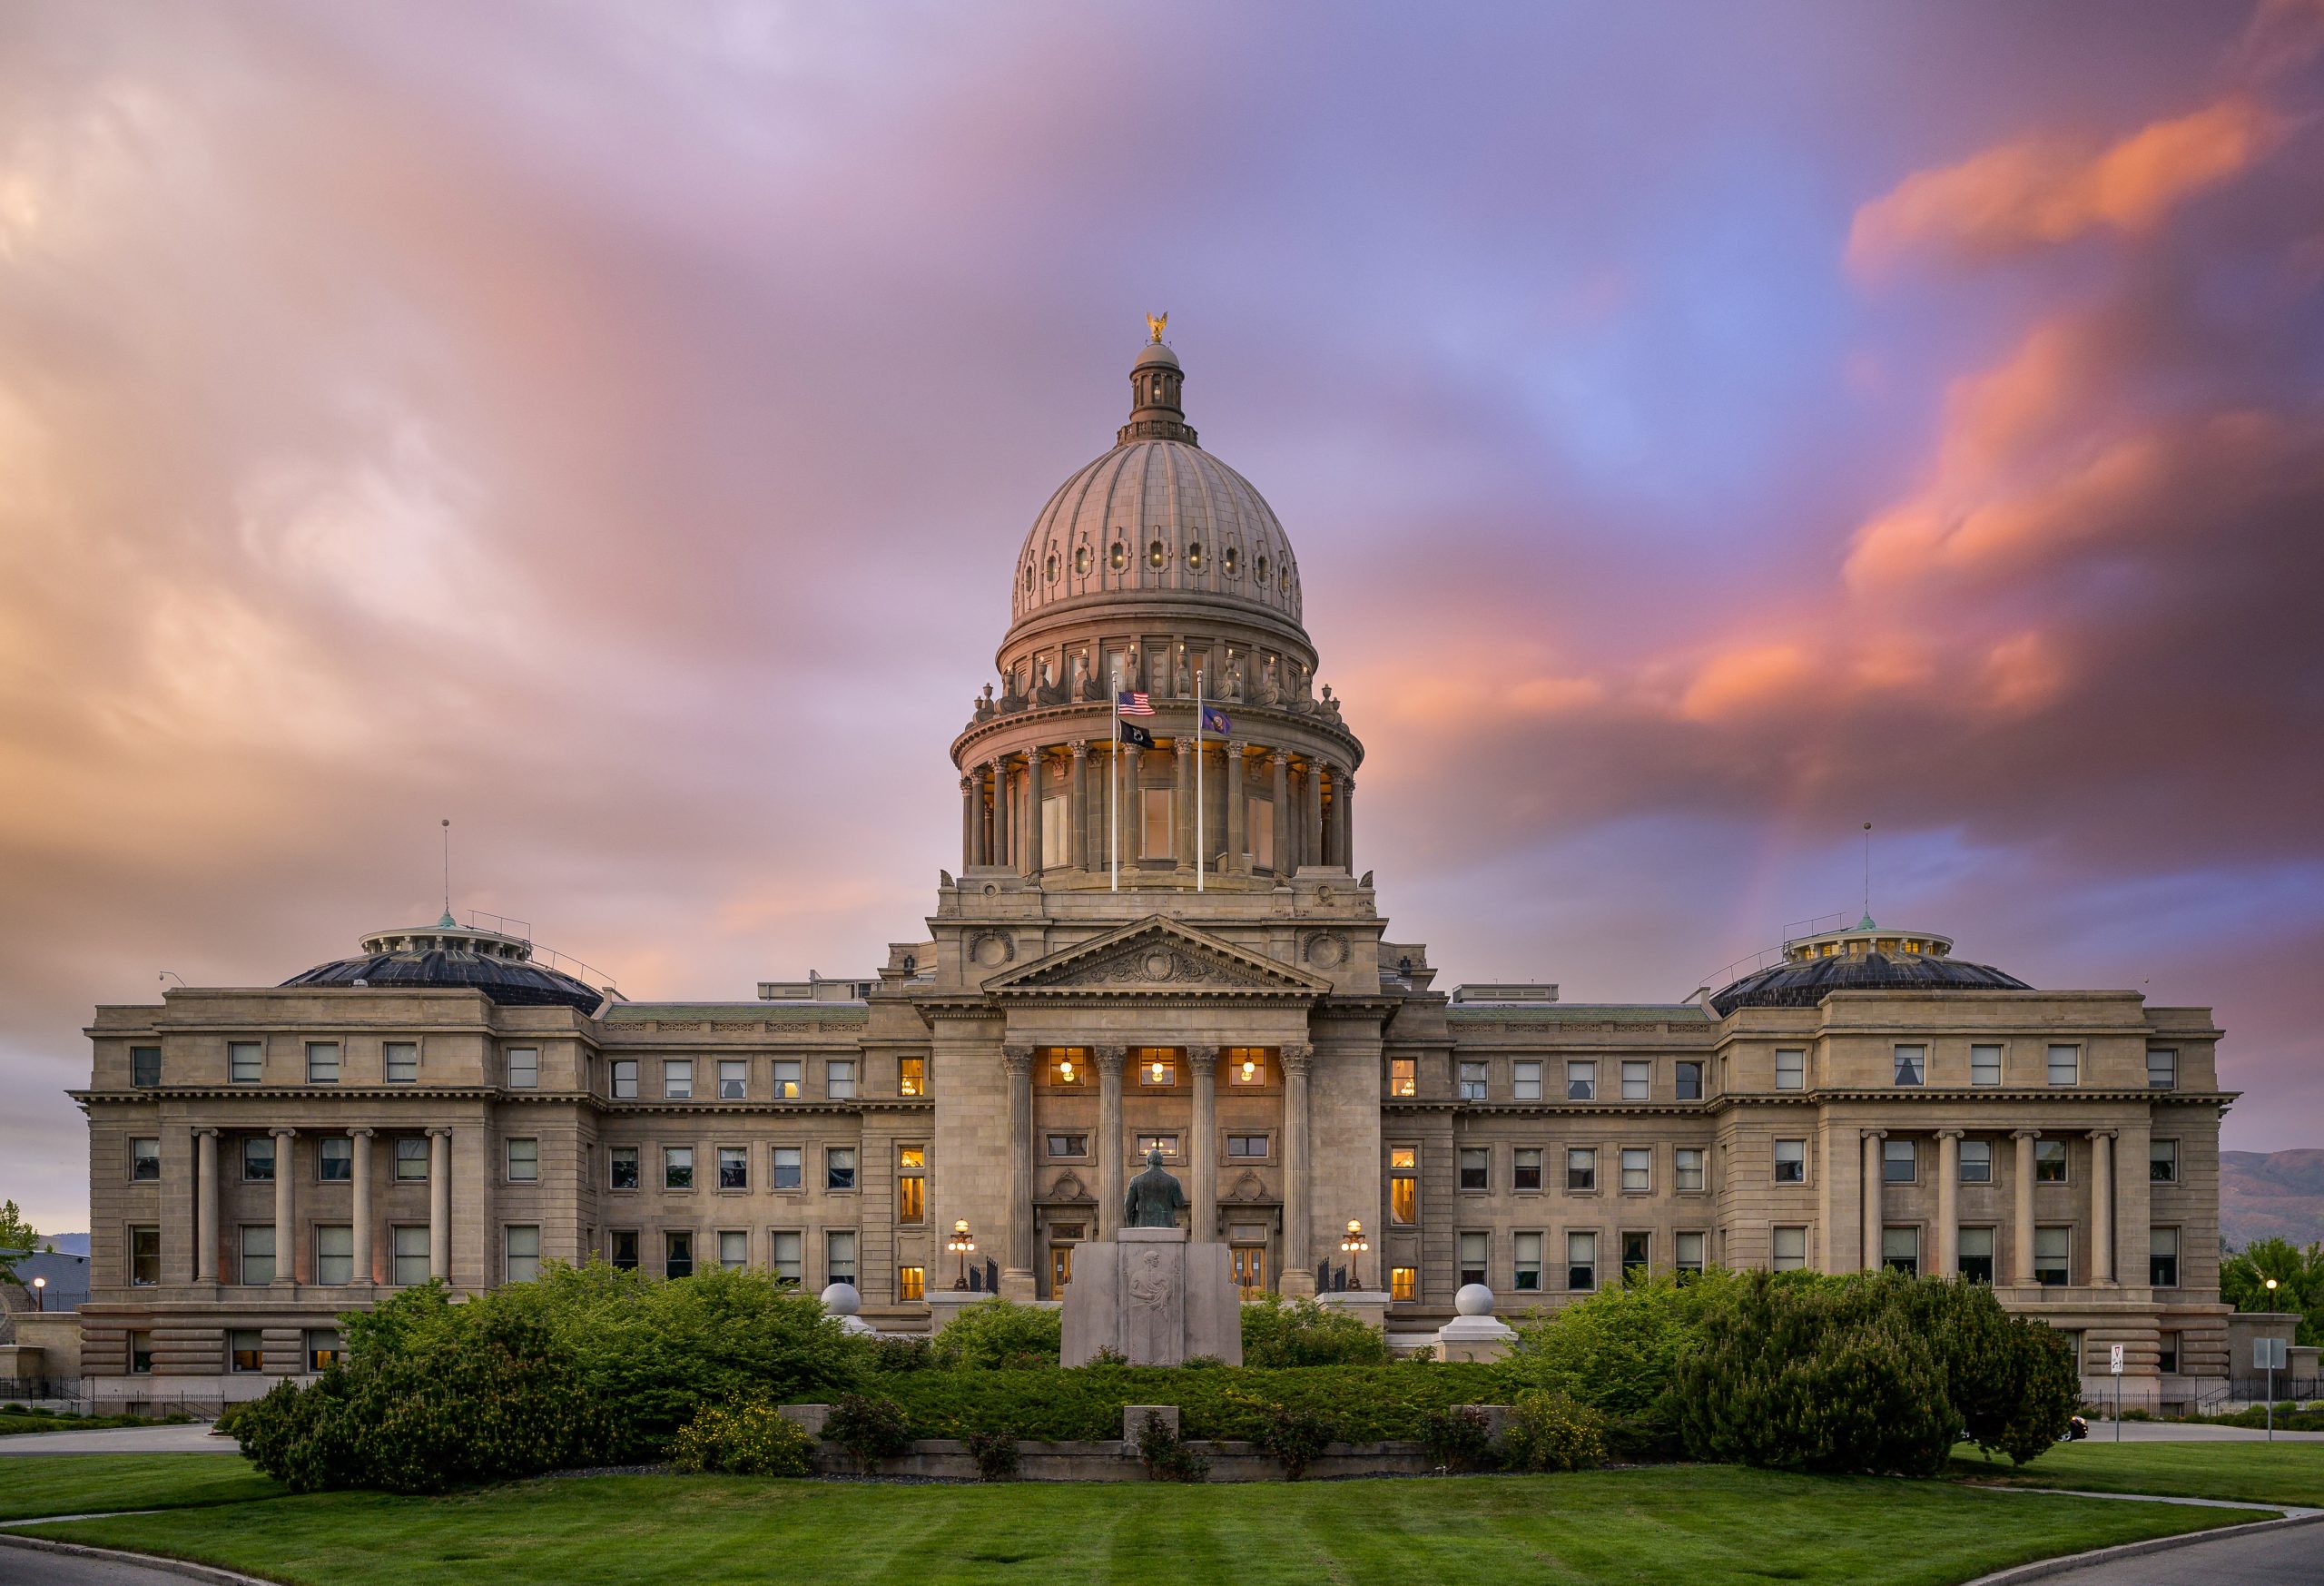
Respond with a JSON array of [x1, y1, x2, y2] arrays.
[[2265, 1277, 2280, 1441], [30, 1276, 44, 1313], [948, 1219, 977, 1291], [1340, 1219, 1369, 1292]]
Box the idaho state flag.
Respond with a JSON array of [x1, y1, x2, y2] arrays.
[[1201, 706, 1231, 736]]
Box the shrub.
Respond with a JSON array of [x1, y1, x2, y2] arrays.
[[1240, 1295, 1393, 1367], [1502, 1389, 1606, 1473], [1889, 1276, 2077, 1464], [823, 1393, 914, 1472], [931, 1298, 1063, 1370], [1420, 1404, 1498, 1472], [964, 1429, 1020, 1481], [1133, 1410, 1209, 1483], [1505, 1273, 1728, 1458], [669, 1398, 816, 1476], [871, 1335, 934, 1374], [1254, 1402, 1337, 1480]]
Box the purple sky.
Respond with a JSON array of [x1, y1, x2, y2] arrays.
[[3, 2, 2320, 1234]]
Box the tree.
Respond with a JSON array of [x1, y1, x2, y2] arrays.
[[0, 1200, 43, 1283], [2221, 1238, 2324, 1346]]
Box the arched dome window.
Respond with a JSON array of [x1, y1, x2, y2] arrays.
[[1074, 545, 1090, 576], [1045, 553, 1058, 582], [1187, 541, 1205, 572], [1024, 564, 1035, 592], [1256, 554, 1271, 583], [1224, 546, 1239, 576], [1148, 538, 1166, 570], [1110, 541, 1128, 572]]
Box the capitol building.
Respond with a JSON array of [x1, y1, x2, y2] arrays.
[[73, 327, 2232, 1403]]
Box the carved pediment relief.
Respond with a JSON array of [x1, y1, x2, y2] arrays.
[[1048, 1171, 1096, 1204], [1224, 1169, 1275, 1203], [985, 917, 1331, 1000]]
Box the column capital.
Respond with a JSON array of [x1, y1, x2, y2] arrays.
[[1174, 735, 1192, 757], [425, 1125, 454, 1139], [1093, 1044, 1128, 1074], [960, 775, 974, 793], [1861, 1128, 1887, 1141], [1069, 739, 1089, 760], [1280, 1042, 1315, 1077], [270, 1126, 300, 1139], [192, 1126, 219, 1139], [1935, 1128, 1965, 1140], [348, 1125, 377, 1139], [2012, 1128, 2043, 1140], [2087, 1128, 2119, 1141], [1000, 1044, 1034, 1075], [1268, 748, 1291, 768], [990, 753, 1007, 771], [1184, 1045, 1219, 1073]]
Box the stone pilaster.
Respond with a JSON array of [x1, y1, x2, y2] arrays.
[[2090, 1129, 2116, 1285], [193, 1128, 219, 1284], [1026, 752, 1046, 876], [350, 1127, 375, 1286], [1335, 771, 1354, 871], [960, 776, 977, 868], [2013, 1129, 2040, 1287], [1305, 762, 1324, 871], [428, 1126, 453, 1282], [1860, 1129, 1886, 1273], [271, 1128, 298, 1286], [990, 756, 1009, 869]]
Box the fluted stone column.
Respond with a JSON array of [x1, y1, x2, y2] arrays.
[[1334, 771, 1354, 871], [428, 1127, 453, 1282], [1187, 1046, 1219, 1241], [2090, 1129, 2116, 1286], [1935, 1129, 1963, 1282], [350, 1127, 375, 1286], [1069, 742, 1088, 872], [990, 756, 1009, 869], [1026, 752, 1046, 876], [270, 1128, 298, 1286], [194, 1128, 219, 1284], [960, 776, 977, 868], [2013, 1129, 2040, 1286], [1282, 1043, 1315, 1295], [1861, 1129, 1886, 1273], [1002, 1046, 1035, 1295], [1123, 745, 1143, 867], [1226, 744, 1246, 874], [1305, 763, 1324, 871], [1269, 752, 1290, 875], [1095, 1045, 1127, 1236], [1173, 735, 1193, 876]]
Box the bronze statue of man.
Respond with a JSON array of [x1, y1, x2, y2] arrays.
[[1123, 1146, 1188, 1228]]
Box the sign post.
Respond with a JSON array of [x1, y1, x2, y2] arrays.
[[2257, 1338, 2287, 1441], [2110, 1344, 2124, 1440]]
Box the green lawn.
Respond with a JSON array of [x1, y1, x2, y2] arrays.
[[23, 1466, 2237, 1586], [1951, 1439, 2324, 1508], [0, 1453, 282, 1522]]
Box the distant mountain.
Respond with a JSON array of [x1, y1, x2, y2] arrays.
[[48, 1233, 89, 1256], [2221, 1151, 2324, 1251]]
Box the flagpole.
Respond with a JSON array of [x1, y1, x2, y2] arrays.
[[1109, 716, 1119, 893], [1195, 666, 1205, 894]]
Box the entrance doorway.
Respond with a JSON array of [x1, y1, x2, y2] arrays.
[[1231, 1245, 1266, 1296], [1049, 1244, 1074, 1295]]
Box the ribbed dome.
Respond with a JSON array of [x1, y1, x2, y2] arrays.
[[281, 921, 606, 1013], [1711, 949, 2030, 1016]]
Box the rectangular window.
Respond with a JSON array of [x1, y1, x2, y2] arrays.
[[1247, 795, 1275, 871], [317, 1136, 351, 1182], [130, 1137, 161, 1182], [1567, 1148, 1597, 1192], [507, 1048, 539, 1089], [718, 1230, 749, 1271], [1771, 1226, 1807, 1271], [2035, 1139, 2068, 1183], [1458, 1231, 1488, 1287], [1675, 1148, 1704, 1192], [1960, 1139, 1993, 1183], [1970, 1044, 2002, 1086], [2046, 1044, 2079, 1086], [772, 1060, 801, 1099], [716, 1059, 747, 1099], [607, 1229, 639, 1272], [826, 1229, 858, 1286], [827, 1147, 857, 1191], [128, 1331, 153, 1374], [2034, 1226, 2070, 1286], [1457, 1061, 1487, 1101], [771, 1231, 803, 1284], [1389, 1265, 1417, 1301], [1388, 1057, 1415, 1097], [130, 1226, 160, 1286], [1390, 1147, 1418, 1224], [1511, 1232, 1544, 1292], [1514, 1147, 1543, 1192], [1512, 1060, 1542, 1101], [384, 1040, 418, 1083], [2159, 1332, 2180, 1374], [1882, 1226, 1919, 1276], [773, 1147, 803, 1189], [1892, 1045, 1925, 1087], [1138, 1050, 1177, 1088], [306, 1329, 342, 1372], [1959, 1226, 1994, 1284], [242, 1136, 276, 1182], [1620, 1148, 1650, 1192], [1140, 786, 1174, 860], [315, 1225, 352, 1286], [1621, 1231, 1649, 1282], [1884, 1138, 1916, 1184], [2147, 1049, 2177, 1090], [1676, 1061, 1703, 1101], [230, 1040, 261, 1083], [1136, 1133, 1180, 1162], [717, 1145, 749, 1190], [1621, 1060, 1650, 1101], [131, 1046, 162, 1088], [1459, 1147, 1489, 1191], [230, 1329, 263, 1373], [1566, 1060, 1596, 1101], [664, 1059, 694, 1099], [900, 1056, 926, 1097], [1047, 1133, 1088, 1159], [306, 1041, 340, 1083], [1774, 1139, 1806, 1184], [1675, 1231, 1705, 1275], [507, 1138, 539, 1184], [664, 1146, 694, 1190], [392, 1225, 428, 1285], [1775, 1049, 1804, 1090], [1566, 1231, 1597, 1292], [899, 1264, 926, 1302], [1226, 1133, 1268, 1159], [240, 1225, 276, 1286], [828, 1060, 857, 1099], [664, 1230, 694, 1279], [611, 1059, 637, 1098], [609, 1147, 639, 1190], [898, 1146, 925, 1222], [2151, 1139, 2178, 1183], [2150, 1226, 2180, 1288]]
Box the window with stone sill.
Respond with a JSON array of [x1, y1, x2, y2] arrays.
[[128, 1331, 153, 1374], [1775, 1049, 1805, 1090], [828, 1060, 857, 1099], [609, 1147, 639, 1191], [2034, 1226, 2071, 1286], [826, 1229, 858, 1287], [1621, 1061, 1650, 1101], [1459, 1230, 1488, 1287], [1771, 1226, 1807, 1272], [2152, 1140, 2178, 1183], [1514, 1147, 1542, 1191], [229, 1330, 262, 1373], [507, 1048, 539, 1089], [1459, 1147, 1489, 1191], [315, 1136, 350, 1183], [242, 1137, 276, 1183], [309, 1226, 350, 1286], [1971, 1044, 2002, 1086], [1567, 1060, 1596, 1101], [611, 1059, 637, 1099], [1882, 1226, 1919, 1276], [1774, 1139, 1806, 1184], [1960, 1139, 1993, 1183], [132, 1046, 161, 1089], [1958, 1226, 1994, 1284], [1893, 1045, 1925, 1087], [1621, 1148, 1650, 1193], [507, 1138, 538, 1184], [1227, 1134, 1269, 1160], [230, 1040, 261, 1084], [664, 1059, 693, 1100], [2159, 1332, 2181, 1374], [665, 1230, 694, 1280], [130, 1226, 159, 1286], [2035, 1139, 2068, 1183], [2046, 1044, 2079, 1086], [1138, 1050, 1177, 1088], [1389, 1057, 1415, 1098], [715, 1230, 748, 1271], [1389, 1265, 1416, 1301], [827, 1147, 857, 1191], [898, 1147, 926, 1223], [392, 1225, 429, 1284], [1675, 1148, 1704, 1192], [1227, 1048, 1268, 1086], [1567, 1148, 1597, 1192], [1566, 1231, 1597, 1292], [717, 1146, 749, 1191], [1136, 1133, 1180, 1162], [385, 1041, 418, 1083], [2151, 1226, 2180, 1287], [239, 1225, 275, 1286], [1513, 1232, 1542, 1291], [717, 1059, 747, 1100], [664, 1146, 694, 1190], [773, 1146, 803, 1189], [1884, 1138, 1916, 1184], [1621, 1231, 1649, 1284], [1676, 1061, 1703, 1100], [1512, 1060, 1542, 1101], [2147, 1049, 2178, 1090], [130, 1137, 160, 1182], [900, 1056, 926, 1097], [1390, 1147, 1418, 1224], [772, 1060, 801, 1099], [1675, 1231, 1705, 1276], [772, 1230, 803, 1284], [899, 1265, 926, 1301], [1047, 1133, 1088, 1159], [306, 1041, 340, 1084]]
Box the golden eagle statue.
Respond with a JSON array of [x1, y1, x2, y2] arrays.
[[1146, 311, 1167, 343]]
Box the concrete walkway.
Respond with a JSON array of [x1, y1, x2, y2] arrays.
[[2075, 1421, 2324, 1443], [0, 1424, 235, 1455], [2021, 1518, 2324, 1582]]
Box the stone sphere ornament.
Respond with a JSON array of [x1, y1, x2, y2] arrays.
[[1454, 1282, 1495, 1316]]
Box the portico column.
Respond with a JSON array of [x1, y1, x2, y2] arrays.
[[1861, 1129, 1886, 1273], [1026, 752, 1046, 876], [990, 756, 1009, 869], [269, 1128, 298, 1285], [193, 1128, 219, 1283], [1095, 1046, 1127, 1236], [960, 776, 978, 868], [1334, 772, 1354, 871], [1068, 743, 1088, 872], [1935, 1129, 1963, 1282], [428, 1127, 453, 1282], [1173, 736, 1194, 877], [350, 1128, 375, 1286], [2013, 1130, 2040, 1286], [1187, 1046, 1219, 1240], [1001, 1047, 1036, 1295], [1268, 752, 1290, 874], [1305, 763, 1325, 871], [2090, 1130, 2116, 1286], [1281, 1043, 1315, 1295], [1225, 744, 1246, 874]]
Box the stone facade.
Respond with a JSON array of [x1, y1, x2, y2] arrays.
[[71, 329, 2234, 1406]]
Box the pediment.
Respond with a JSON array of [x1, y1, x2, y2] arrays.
[[985, 917, 1330, 1000]]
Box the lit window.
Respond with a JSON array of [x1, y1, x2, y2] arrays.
[[2035, 1139, 2068, 1183], [1110, 542, 1128, 572], [718, 1059, 747, 1099], [241, 1137, 276, 1183], [507, 1138, 538, 1183], [507, 1048, 539, 1089], [1047, 1133, 1087, 1159], [900, 1056, 926, 1097], [1139, 1052, 1176, 1088], [1774, 1139, 1805, 1184], [717, 1146, 748, 1191], [2150, 1226, 2179, 1287], [1514, 1147, 1542, 1191], [1136, 1134, 1179, 1162], [1775, 1049, 1804, 1090], [772, 1060, 801, 1099], [899, 1265, 925, 1301], [1223, 546, 1239, 576], [1459, 1231, 1488, 1286], [1390, 1147, 1417, 1224], [827, 1147, 857, 1191], [2151, 1140, 2177, 1183], [2034, 1226, 2070, 1286], [1771, 1226, 1807, 1271], [1187, 541, 1204, 570], [898, 1147, 925, 1223], [392, 1225, 428, 1284], [1958, 1226, 1994, 1284], [826, 1230, 857, 1286], [2046, 1045, 2079, 1086], [1514, 1232, 1542, 1291], [229, 1329, 263, 1373], [1970, 1044, 2001, 1086], [1621, 1061, 1650, 1101], [1075, 546, 1091, 576], [1459, 1148, 1489, 1191], [2147, 1049, 2178, 1090], [1389, 1058, 1415, 1096], [1566, 1148, 1596, 1192], [229, 1041, 261, 1083], [1227, 1048, 1266, 1085], [132, 1046, 162, 1088], [239, 1225, 276, 1286], [771, 1231, 803, 1284], [1051, 1051, 1083, 1086], [773, 1147, 803, 1189], [1675, 1148, 1704, 1191], [609, 1147, 639, 1190], [1566, 1231, 1597, 1292], [306, 1042, 340, 1084], [1148, 539, 1165, 569], [1566, 1061, 1596, 1101], [1676, 1061, 1703, 1100], [718, 1230, 749, 1271], [1675, 1231, 1704, 1276], [1512, 1060, 1541, 1101], [664, 1059, 693, 1100], [664, 1146, 694, 1190], [1621, 1148, 1650, 1192], [1389, 1265, 1417, 1300], [828, 1060, 857, 1099], [1882, 1226, 1919, 1276], [1883, 1138, 1915, 1184], [665, 1231, 694, 1279], [1959, 1139, 1992, 1183], [385, 1041, 418, 1083], [611, 1059, 637, 1098], [1892, 1046, 1925, 1087], [130, 1138, 161, 1182], [130, 1226, 160, 1286]]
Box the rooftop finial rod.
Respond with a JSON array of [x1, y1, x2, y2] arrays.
[[1862, 821, 1873, 927], [440, 818, 455, 930]]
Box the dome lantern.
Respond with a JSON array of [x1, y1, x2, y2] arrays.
[[1118, 314, 1196, 447]]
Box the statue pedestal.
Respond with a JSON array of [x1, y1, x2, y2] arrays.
[[1060, 1228, 1243, 1367]]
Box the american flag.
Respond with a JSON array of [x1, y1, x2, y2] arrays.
[[1116, 690, 1154, 716]]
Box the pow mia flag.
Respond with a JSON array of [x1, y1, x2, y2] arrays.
[[1118, 721, 1156, 750]]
